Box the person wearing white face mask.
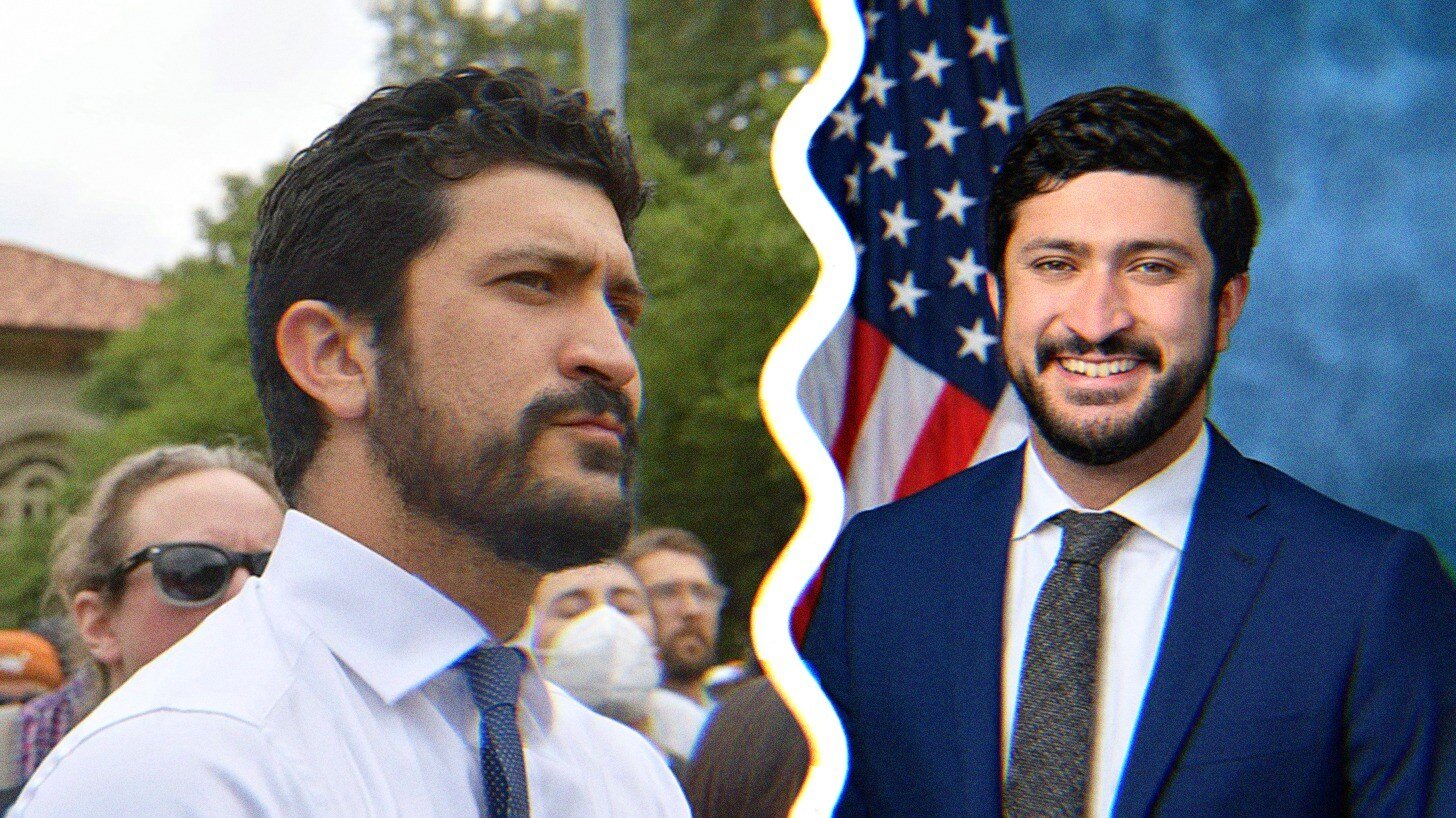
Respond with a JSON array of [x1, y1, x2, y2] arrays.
[[530, 561, 709, 770]]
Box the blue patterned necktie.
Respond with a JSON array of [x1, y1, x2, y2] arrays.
[[457, 645, 530, 818], [1005, 510, 1134, 817]]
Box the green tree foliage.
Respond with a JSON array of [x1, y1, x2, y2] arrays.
[[0, 519, 56, 628], [378, 0, 581, 90], [627, 142, 816, 644], [625, 0, 820, 170]]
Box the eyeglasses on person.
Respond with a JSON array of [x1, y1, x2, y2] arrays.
[[105, 542, 271, 608], [644, 579, 728, 610]]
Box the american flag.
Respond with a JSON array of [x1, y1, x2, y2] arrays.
[[794, 0, 1030, 639]]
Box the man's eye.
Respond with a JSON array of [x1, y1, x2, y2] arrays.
[[611, 300, 641, 332], [1131, 261, 1175, 278], [551, 595, 588, 619], [1031, 259, 1074, 274], [508, 272, 552, 292]]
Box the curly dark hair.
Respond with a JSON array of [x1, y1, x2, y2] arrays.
[[986, 86, 1258, 293], [248, 66, 648, 503]]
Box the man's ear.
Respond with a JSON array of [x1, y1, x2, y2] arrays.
[[71, 591, 121, 671], [987, 273, 1002, 321], [275, 300, 378, 422], [1215, 273, 1250, 353]]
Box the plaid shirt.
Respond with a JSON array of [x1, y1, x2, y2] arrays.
[[18, 666, 102, 778]]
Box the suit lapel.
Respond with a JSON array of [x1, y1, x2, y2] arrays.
[[946, 446, 1024, 813], [1113, 429, 1280, 817]]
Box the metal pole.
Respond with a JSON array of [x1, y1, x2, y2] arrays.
[[582, 0, 627, 118]]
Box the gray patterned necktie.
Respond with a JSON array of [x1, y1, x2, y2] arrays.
[[458, 645, 530, 818], [1005, 510, 1134, 818]]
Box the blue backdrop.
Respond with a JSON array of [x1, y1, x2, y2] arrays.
[[1007, 0, 1455, 563]]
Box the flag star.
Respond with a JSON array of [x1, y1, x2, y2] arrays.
[[909, 42, 955, 87], [948, 247, 988, 291], [863, 9, 883, 39], [880, 201, 920, 247], [898, 0, 930, 15], [956, 318, 997, 363], [844, 167, 861, 204], [979, 88, 1022, 134], [923, 108, 968, 154], [860, 64, 898, 107], [829, 101, 862, 141], [853, 237, 866, 258], [888, 272, 931, 317], [866, 132, 908, 179], [967, 17, 1011, 63], [934, 180, 978, 225]]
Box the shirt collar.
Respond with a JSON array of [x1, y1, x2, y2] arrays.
[[262, 510, 553, 729], [1012, 424, 1210, 550]]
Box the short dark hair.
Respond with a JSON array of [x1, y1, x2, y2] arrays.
[[986, 86, 1258, 292], [681, 676, 809, 818], [621, 526, 718, 580], [248, 66, 648, 502]]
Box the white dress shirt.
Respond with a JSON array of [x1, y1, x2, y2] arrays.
[[1001, 427, 1209, 818], [10, 511, 689, 817], [645, 688, 709, 760]]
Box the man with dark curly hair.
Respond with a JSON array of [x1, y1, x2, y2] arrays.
[[13, 66, 688, 816], [802, 86, 1456, 817]]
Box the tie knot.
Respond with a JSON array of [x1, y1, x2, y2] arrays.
[[1050, 510, 1133, 565], [458, 644, 526, 712]]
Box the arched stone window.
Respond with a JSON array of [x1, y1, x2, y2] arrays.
[[0, 433, 73, 531], [0, 458, 67, 527]]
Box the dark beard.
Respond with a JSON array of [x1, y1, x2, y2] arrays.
[[661, 629, 716, 682], [1007, 330, 1214, 466], [366, 339, 638, 573]]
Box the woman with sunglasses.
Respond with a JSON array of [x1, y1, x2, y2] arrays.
[[2, 444, 284, 804]]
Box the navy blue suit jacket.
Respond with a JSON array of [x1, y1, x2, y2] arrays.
[[801, 429, 1456, 816]]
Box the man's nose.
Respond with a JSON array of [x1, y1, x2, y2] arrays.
[[559, 295, 640, 396], [1061, 270, 1133, 344]]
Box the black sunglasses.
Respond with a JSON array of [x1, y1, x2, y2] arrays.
[[106, 542, 271, 608]]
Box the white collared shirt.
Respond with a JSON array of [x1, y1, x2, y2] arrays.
[[1001, 427, 1209, 818], [10, 511, 688, 817]]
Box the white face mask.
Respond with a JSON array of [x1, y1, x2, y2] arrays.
[[538, 605, 663, 726]]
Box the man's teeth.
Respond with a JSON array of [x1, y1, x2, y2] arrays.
[[1059, 359, 1138, 378]]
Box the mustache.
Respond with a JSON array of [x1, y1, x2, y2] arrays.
[[1035, 332, 1163, 372], [517, 380, 639, 451]]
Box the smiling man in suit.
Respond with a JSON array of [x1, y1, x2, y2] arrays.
[[801, 86, 1456, 817]]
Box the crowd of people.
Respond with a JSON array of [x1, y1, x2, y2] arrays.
[[0, 456, 816, 815], [1, 447, 808, 815]]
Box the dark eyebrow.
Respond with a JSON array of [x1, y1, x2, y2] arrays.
[[1115, 240, 1200, 264], [1017, 238, 1090, 256], [548, 588, 591, 607], [483, 242, 647, 302], [482, 243, 584, 271], [608, 275, 649, 304], [1015, 238, 1200, 264]]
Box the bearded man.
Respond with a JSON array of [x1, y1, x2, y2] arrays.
[[622, 527, 727, 707], [13, 67, 688, 816], [801, 86, 1456, 817]]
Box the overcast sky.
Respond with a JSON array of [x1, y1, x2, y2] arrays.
[[0, 1, 386, 277]]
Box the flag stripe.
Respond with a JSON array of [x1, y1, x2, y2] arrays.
[[843, 343, 946, 513], [800, 311, 854, 446], [829, 318, 894, 476], [894, 383, 992, 498]]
